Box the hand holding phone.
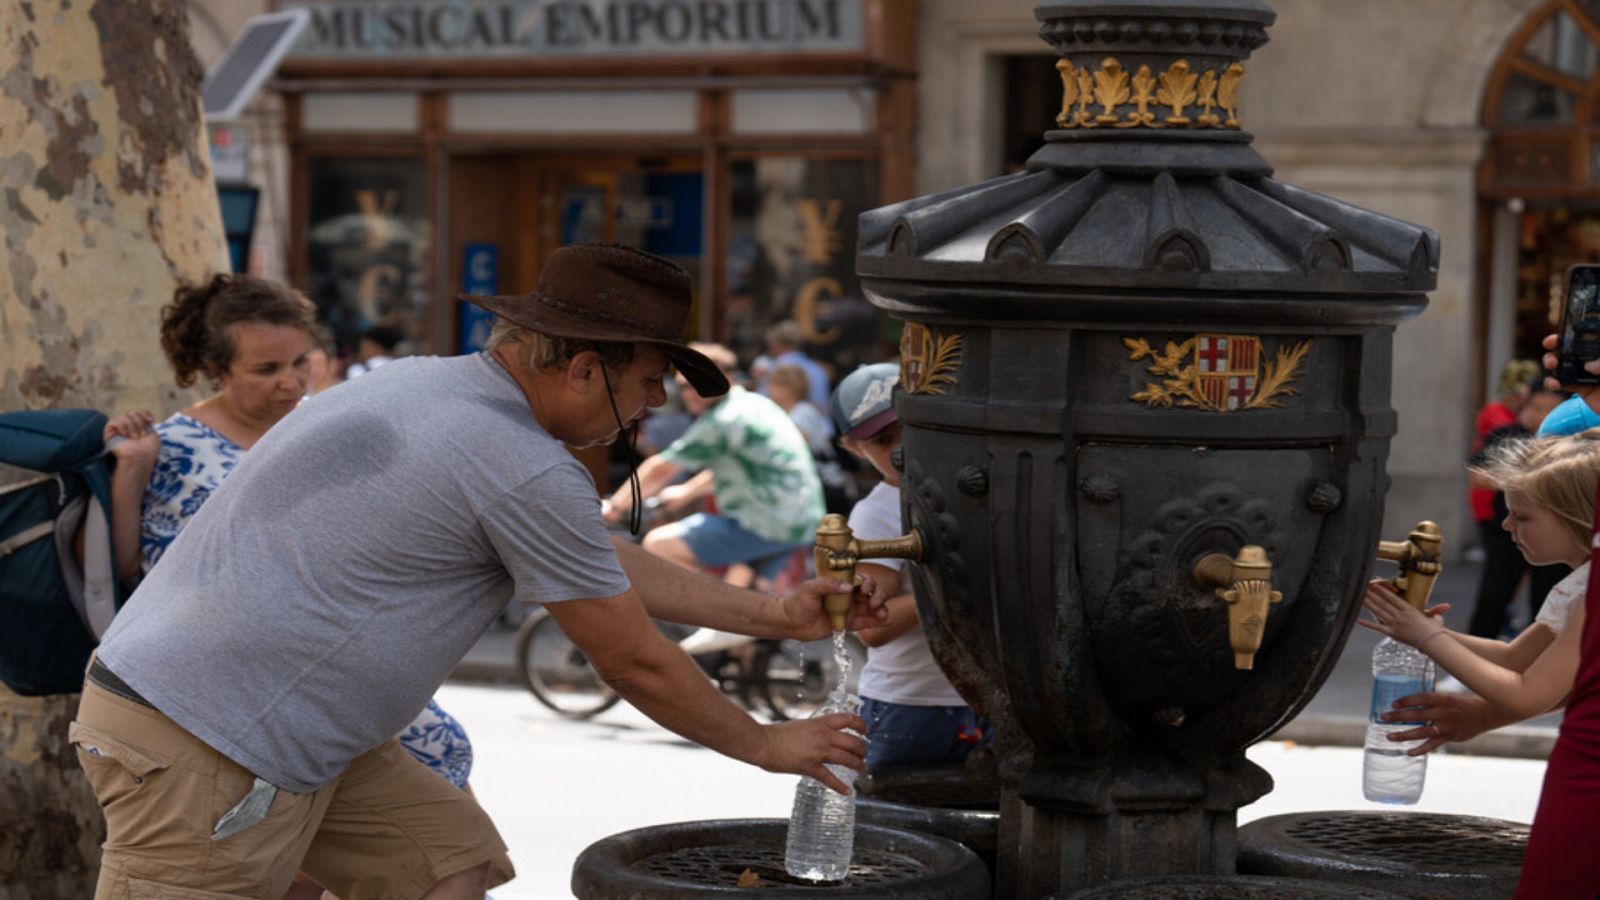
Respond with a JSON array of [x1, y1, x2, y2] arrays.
[[1555, 264, 1600, 385]]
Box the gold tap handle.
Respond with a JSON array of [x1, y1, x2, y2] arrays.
[[1374, 521, 1444, 611], [813, 515, 925, 631], [813, 515, 857, 631]]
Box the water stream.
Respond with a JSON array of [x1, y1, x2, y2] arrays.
[[832, 629, 852, 697]]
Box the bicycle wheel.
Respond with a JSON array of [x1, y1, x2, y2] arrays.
[[760, 636, 860, 721], [514, 607, 621, 719]]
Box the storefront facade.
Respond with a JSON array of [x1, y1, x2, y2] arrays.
[[188, 0, 1579, 552], [243, 0, 916, 381]]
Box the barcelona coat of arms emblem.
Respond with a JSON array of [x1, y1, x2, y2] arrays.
[[1123, 333, 1312, 413]]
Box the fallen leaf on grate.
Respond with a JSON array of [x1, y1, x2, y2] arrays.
[[737, 868, 762, 888]]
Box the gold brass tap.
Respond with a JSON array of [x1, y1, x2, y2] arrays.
[[1375, 520, 1444, 611], [813, 513, 924, 631], [1193, 546, 1283, 670]]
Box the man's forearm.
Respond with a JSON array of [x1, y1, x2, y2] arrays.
[[613, 538, 792, 637], [597, 633, 769, 767]]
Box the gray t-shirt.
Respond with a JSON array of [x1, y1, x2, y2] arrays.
[[98, 353, 630, 792]]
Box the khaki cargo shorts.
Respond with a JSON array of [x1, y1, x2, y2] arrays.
[[71, 676, 514, 900]]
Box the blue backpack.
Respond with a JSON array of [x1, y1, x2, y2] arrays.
[[0, 409, 123, 695]]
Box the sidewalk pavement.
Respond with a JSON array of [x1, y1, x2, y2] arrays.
[[452, 553, 1562, 760]]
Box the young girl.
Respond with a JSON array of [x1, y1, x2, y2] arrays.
[[1363, 431, 1600, 723]]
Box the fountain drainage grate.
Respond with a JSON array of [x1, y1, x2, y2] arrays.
[[633, 844, 928, 888], [1281, 813, 1527, 868]]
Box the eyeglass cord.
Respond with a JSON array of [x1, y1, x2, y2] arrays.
[[600, 364, 644, 537]]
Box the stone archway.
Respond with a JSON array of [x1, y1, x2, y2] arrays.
[[1469, 1, 1600, 391]]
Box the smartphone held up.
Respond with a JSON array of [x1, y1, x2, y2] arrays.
[[1556, 264, 1600, 386]]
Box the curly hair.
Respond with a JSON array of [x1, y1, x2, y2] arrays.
[[1473, 429, 1600, 552], [159, 274, 316, 388]]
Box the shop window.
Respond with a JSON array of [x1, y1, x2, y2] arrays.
[[727, 156, 889, 386], [1512, 208, 1600, 359], [307, 156, 429, 355], [1499, 73, 1577, 126], [1520, 10, 1598, 78]]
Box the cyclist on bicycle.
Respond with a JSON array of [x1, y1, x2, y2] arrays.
[[603, 342, 824, 591]]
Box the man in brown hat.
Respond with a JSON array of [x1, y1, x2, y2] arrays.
[[73, 244, 884, 900]]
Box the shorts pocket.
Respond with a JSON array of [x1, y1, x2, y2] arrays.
[[70, 721, 170, 804], [70, 722, 168, 778], [127, 877, 254, 899]]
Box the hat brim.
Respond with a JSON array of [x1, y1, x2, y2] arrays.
[[846, 408, 899, 441], [462, 292, 729, 397]]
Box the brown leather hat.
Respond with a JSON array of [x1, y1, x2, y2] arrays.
[[461, 243, 729, 397]]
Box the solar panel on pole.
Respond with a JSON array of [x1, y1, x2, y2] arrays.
[[202, 8, 311, 122]]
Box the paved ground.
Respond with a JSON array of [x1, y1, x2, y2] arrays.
[[447, 554, 1562, 898]]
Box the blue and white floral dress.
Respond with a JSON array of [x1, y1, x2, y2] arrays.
[[139, 412, 474, 788]]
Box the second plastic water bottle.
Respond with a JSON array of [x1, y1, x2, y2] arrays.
[[1361, 635, 1434, 803], [784, 690, 862, 882]]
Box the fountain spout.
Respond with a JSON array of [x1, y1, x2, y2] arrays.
[[1375, 521, 1445, 611], [813, 514, 924, 631], [1193, 545, 1283, 670]]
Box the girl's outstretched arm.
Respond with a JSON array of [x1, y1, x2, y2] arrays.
[[1448, 625, 1555, 671], [1363, 581, 1581, 720]]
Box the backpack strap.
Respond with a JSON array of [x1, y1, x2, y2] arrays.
[[77, 493, 118, 638], [0, 520, 55, 557], [0, 471, 56, 498]]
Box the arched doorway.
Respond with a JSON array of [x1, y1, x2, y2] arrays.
[[1480, 0, 1600, 387]]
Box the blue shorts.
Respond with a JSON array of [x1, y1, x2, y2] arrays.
[[667, 512, 806, 580], [861, 696, 994, 773]]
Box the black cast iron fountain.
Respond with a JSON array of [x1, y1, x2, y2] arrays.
[[852, 0, 1456, 894]]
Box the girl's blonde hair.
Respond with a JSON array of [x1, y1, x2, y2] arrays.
[[1474, 430, 1600, 551]]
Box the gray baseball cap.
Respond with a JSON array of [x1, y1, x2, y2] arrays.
[[830, 362, 901, 440]]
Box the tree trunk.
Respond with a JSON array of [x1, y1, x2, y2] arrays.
[[0, 0, 225, 893], [0, 689, 105, 899]]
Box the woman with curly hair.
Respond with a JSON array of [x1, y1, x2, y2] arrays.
[[104, 274, 320, 573]]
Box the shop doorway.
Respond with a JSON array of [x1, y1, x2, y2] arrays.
[[446, 152, 705, 353], [446, 151, 704, 489]]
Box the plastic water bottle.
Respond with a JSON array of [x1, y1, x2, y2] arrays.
[[784, 690, 862, 882], [1361, 635, 1435, 804]]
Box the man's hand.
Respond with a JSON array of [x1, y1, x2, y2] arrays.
[[1542, 332, 1600, 412], [1379, 690, 1505, 756], [778, 573, 889, 640], [103, 411, 159, 466], [752, 713, 868, 794]]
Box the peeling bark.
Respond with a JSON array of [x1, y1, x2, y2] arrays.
[[0, 688, 104, 899], [0, 0, 226, 892], [0, 0, 221, 414]]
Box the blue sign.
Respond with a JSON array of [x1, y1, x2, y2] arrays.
[[459, 242, 498, 354]]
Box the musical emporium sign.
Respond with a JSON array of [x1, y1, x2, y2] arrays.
[[283, 0, 864, 59]]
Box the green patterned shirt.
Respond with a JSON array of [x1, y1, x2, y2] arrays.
[[660, 386, 825, 545]]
